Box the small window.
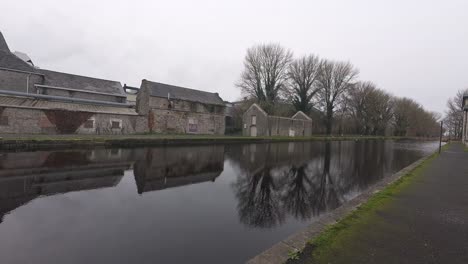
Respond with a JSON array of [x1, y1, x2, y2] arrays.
[[208, 105, 215, 113], [0, 116, 8, 126], [84, 119, 94, 129], [111, 120, 122, 129], [251, 115, 257, 125], [190, 102, 197, 112]]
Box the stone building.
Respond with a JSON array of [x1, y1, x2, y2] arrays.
[[0, 31, 146, 134], [242, 103, 313, 137], [136, 79, 226, 135]]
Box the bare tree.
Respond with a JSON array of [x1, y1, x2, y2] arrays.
[[444, 89, 467, 139], [347, 81, 375, 134], [236, 43, 293, 112], [316, 60, 359, 135], [287, 55, 321, 114]]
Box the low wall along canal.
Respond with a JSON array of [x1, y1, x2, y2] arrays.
[[0, 140, 439, 264]]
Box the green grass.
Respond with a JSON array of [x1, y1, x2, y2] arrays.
[[290, 146, 446, 263]]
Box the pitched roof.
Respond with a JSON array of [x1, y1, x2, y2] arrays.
[[38, 69, 125, 96], [292, 111, 312, 121], [144, 80, 225, 106], [0, 31, 10, 53], [0, 31, 36, 72], [0, 95, 138, 115]]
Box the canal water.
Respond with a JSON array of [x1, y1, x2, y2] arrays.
[[0, 140, 438, 264]]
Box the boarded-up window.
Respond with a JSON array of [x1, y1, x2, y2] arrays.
[[188, 118, 198, 133], [0, 116, 8, 126], [111, 120, 121, 129], [251, 115, 257, 125], [84, 119, 94, 129]]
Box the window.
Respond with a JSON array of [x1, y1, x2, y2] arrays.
[[251, 115, 257, 125], [0, 116, 8, 126], [110, 119, 122, 129], [207, 105, 215, 113], [84, 119, 94, 129], [188, 118, 198, 133]]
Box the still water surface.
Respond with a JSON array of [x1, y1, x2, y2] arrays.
[[0, 140, 438, 264]]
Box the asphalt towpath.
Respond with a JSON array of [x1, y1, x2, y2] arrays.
[[291, 143, 468, 264]]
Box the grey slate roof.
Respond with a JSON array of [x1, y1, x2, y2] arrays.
[[145, 80, 225, 106], [38, 69, 125, 96], [0, 32, 10, 53], [0, 31, 35, 72], [0, 95, 138, 115]]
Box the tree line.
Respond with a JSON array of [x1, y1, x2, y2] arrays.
[[444, 89, 467, 139], [235, 43, 441, 137]]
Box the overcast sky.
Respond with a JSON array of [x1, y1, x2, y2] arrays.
[[1, 0, 467, 114]]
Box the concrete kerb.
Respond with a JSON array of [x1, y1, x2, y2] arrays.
[[246, 152, 432, 264]]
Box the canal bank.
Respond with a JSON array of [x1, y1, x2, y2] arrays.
[[248, 143, 465, 264], [0, 134, 428, 151]]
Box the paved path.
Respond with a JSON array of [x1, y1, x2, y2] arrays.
[[294, 143, 468, 264]]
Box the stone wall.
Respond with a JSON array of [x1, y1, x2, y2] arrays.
[[0, 106, 147, 135], [149, 108, 225, 135], [138, 94, 226, 135], [242, 103, 269, 136], [242, 103, 313, 137]]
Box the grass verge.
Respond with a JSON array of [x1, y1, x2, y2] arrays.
[[287, 144, 449, 263]]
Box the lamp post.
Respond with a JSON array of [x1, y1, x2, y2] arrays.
[[439, 121, 443, 154]]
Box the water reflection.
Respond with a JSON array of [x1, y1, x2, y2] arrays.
[[0, 141, 435, 228], [0, 141, 438, 264], [0, 150, 130, 223], [227, 140, 428, 228], [133, 146, 224, 194]]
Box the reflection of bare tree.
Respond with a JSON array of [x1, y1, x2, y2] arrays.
[[281, 165, 314, 220], [281, 143, 345, 220], [230, 140, 432, 228], [310, 142, 343, 215], [234, 167, 285, 229]]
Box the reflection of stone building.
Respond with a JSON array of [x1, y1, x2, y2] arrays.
[[0, 145, 227, 222], [0, 149, 132, 222], [133, 145, 224, 194], [242, 103, 312, 137]]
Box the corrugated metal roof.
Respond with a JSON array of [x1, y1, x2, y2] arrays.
[[145, 80, 225, 106], [0, 95, 138, 115]]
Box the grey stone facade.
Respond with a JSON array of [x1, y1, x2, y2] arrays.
[[0, 106, 148, 135], [0, 31, 227, 135], [0, 30, 144, 135], [137, 80, 226, 135], [242, 103, 313, 137]]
